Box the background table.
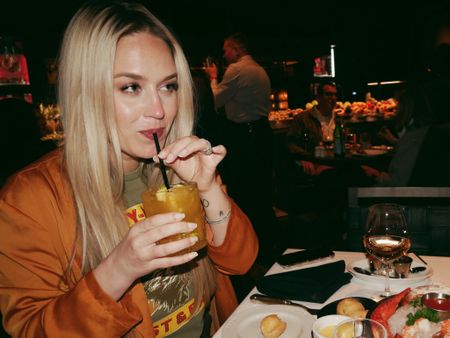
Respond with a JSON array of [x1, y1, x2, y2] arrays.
[[213, 250, 450, 337]]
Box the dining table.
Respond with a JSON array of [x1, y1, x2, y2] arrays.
[[213, 249, 450, 337], [292, 146, 393, 171]]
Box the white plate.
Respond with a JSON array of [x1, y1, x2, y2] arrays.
[[348, 259, 432, 286], [221, 304, 315, 338]]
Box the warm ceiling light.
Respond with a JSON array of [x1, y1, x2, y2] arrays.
[[367, 80, 405, 86]]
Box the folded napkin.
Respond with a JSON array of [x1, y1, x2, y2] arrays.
[[256, 260, 352, 303]]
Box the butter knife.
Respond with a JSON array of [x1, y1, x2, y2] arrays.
[[249, 293, 318, 315]]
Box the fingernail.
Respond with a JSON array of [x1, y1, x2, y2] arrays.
[[187, 222, 197, 230], [190, 236, 198, 244], [188, 252, 198, 259], [166, 153, 175, 163], [174, 213, 185, 220], [179, 149, 188, 157]]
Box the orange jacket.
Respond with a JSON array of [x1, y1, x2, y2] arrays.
[[0, 150, 258, 337]]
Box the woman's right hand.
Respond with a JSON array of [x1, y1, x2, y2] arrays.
[[93, 212, 198, 301]]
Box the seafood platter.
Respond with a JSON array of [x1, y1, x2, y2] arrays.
[[370, 284, 450, 338], [313, 284, 450, 338]]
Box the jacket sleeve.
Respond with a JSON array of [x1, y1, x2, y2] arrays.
[[206, 199, 258, 275], [0, 173, 142, 338]]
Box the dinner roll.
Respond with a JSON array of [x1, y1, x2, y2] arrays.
[[260, 314, 287, 338], [336, 298, 367, 318]]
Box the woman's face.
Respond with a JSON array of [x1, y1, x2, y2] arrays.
[[113, 31, 178, 173]]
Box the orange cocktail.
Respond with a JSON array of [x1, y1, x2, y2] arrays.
[[141, 182, 206, 254]]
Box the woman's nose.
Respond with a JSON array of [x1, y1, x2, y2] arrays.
[[144, 92, 165, 119]]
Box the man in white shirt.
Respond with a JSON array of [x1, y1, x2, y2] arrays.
[[205, 33, 278, 275], [207, 35, 271, 124]]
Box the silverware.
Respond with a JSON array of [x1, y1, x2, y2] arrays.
[[353, 267, 372, 275], [249, 293, 318, 315], [354, 266, 426, 277], [411, 266, 427, 273], [414, 253, 428, 265]]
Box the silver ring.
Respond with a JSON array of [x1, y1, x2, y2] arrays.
[[202, 141, 213, 155]]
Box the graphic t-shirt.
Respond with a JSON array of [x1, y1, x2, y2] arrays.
[[124, 169, 205, 337]]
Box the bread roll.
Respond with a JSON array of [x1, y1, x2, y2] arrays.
[[336, 298, 367, 318], [260, 314, 287, 338]]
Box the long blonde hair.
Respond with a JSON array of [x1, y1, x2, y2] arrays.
[[59, 0, 215, 309]]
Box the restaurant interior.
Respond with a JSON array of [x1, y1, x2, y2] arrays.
[[1, 1, 450, 337]]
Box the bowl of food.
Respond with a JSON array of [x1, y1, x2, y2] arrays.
[[371, 285, 450, 337], [333, 318, 387, 338], [312, 315, 350, 338], [421, 292, 450, 321]]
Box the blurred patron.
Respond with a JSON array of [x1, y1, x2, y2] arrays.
[[362, 84, 447, 186], [204, 33, 278, 266], [286, 81, 338, 155], [285, 81, 339, 176]]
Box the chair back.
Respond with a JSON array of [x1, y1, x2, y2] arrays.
[[408, 124, 450, 186], [347, 187, 450, 256]]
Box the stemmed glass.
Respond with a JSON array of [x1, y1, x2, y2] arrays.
[[363, 203, 410, 297], [334, 318, 387, 338]]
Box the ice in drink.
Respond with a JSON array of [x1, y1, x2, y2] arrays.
[[141, 182, 207, 254]]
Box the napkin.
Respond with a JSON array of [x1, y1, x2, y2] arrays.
[[256, 260, 352, 303]]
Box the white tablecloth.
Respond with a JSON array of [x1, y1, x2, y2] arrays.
[[212, 250, 450, 337]]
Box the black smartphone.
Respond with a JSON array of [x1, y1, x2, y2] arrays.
[[277, 248, 335, 267]]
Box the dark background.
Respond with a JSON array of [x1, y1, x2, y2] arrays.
[[1, 0, 450, 106]]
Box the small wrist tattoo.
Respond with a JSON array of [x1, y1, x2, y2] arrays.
[[201, 198, 210, 208]]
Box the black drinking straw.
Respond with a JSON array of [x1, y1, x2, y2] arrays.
[[152, 132, 171, 190]]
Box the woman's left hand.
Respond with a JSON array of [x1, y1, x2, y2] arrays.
[[154, 136, 226, 192]]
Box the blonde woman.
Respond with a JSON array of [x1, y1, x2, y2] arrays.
[[0, 1, 258, 337]]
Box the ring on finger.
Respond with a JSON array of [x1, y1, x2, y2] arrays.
[[202, 141, 213, 156]]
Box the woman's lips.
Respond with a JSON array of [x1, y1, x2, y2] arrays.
[[139, 129, 163, 140]]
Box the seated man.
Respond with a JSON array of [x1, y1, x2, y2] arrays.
[[286, 81, 337, 155], [286, 81, 338, 176]]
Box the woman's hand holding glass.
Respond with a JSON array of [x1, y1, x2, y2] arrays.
[[94, 212, 199, 301]]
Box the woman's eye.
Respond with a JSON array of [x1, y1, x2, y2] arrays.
[[161, 82, 179, 93], [121, 83, 141, 93]]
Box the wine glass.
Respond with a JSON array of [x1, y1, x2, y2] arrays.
[[203, 56, 215, 69], [334, 318, 387, 338], [363, 203, 410, 297]]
